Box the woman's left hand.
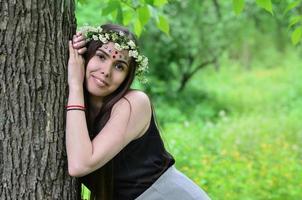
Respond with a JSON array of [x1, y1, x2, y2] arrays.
[[68, 40, 85, 90], [73, 32, 87, 55]]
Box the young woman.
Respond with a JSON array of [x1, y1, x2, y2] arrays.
[[67, 23, 210, 200]]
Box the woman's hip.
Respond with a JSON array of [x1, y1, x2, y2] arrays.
[[136, 165, 211, 200]]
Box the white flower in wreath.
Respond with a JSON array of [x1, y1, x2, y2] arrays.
[[79, 26, 89, 35], [142, 57, 148, 67], [114, 43, 122, 51], [96, 26, 103, 33], [119, 31, 125, 36], [89, 27, 99, 32], [127, 40, 136, 49], [136, 55, 143, 62], [105, 33, 110, 40], [99, 35, 108, 43], [111, 33, 118, 41], [121, 44, 129, 50], [92, 35, 98, 40], [129, 50, 138, 58]]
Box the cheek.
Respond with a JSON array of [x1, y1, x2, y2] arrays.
[[86, 57, 100, 68], [111, 72, 127, 87], [85, 61, 100, 77], [85, 61, 91, 74], [121, 72, 130, 85], [113, 74, 125, 85]]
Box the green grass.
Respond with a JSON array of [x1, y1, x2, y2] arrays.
[[155, 51, 302, 200]]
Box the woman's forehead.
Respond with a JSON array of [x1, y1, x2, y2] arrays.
[[98, 42, 130, 61]]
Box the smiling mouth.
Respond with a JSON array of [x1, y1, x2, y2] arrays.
[[91, 75, 108, 87]]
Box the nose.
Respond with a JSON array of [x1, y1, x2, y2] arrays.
[[100, 71, 109, 77], [100, 61, 112, 78]]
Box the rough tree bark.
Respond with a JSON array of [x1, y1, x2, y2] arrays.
[[0, 0, 79, 199]]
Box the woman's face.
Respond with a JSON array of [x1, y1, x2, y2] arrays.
[[85, 42, 130, 99]]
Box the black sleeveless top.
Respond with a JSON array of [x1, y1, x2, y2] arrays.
[[112, 111, 175, 199]]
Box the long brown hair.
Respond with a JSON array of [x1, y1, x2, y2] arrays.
[[80, 24, 138, 200]]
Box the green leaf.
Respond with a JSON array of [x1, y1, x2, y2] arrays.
[[156, 14, 170, 35], [154, 0, 168, 7], [232, 0, 244, 15], [102, 0, 119, 16], [284, 0, 302, 15], [116, 5, 124, 25], [144, 0, 155, 5], [134, 18, 143, 36], [123, 9, 134, 25], [291, 26, 302, 45], [288, 15, 302, 28], [256, 0, 273, 14], [138, 6, 151, 26]]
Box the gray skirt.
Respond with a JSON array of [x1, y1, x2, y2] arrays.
[[135, 165, 211, 200]]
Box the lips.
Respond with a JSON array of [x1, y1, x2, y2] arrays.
[[91, 75, 109, 87]]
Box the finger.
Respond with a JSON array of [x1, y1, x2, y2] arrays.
[[72, 35, 77, 43], [73, 35, 85, 43], [73, 46, 79, 58], [76, 32, 82, 36], [77, 47, 87, 55], [73, 40, 86, 49], [69, 40, 74, 56]]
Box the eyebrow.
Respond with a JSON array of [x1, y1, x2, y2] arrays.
[[97, 48, 129, 67]]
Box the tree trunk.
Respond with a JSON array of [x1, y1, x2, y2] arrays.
[[177, 59, 215, 92], [0, 0, 78, 199], [178, 73, 190, 93], [211, 0, 221, 19]]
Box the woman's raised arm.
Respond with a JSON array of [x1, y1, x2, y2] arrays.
[[66, 90, 151, 177]]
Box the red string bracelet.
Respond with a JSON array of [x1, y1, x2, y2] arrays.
[[66, 105, 86, 109]]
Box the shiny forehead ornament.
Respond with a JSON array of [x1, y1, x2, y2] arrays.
[[102, 45, 126, 60], [79, 25, 148, 84]]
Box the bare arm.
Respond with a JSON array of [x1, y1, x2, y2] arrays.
[[65, 40, 92, 176], [66, 87, 93, 176], [66, 91, 151, 177]]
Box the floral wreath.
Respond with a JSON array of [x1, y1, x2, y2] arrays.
[[79, 25, 148, 84]]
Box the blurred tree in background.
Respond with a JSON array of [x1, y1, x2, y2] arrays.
[[141, 0, 297, 93], [142, 0, 242, 92]]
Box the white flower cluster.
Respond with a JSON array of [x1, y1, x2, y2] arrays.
[[79, 25, 149, 83]]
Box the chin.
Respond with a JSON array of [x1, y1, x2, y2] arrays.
[[89, 88, 109, 98]]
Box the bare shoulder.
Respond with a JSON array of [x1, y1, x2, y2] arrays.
[[111, 90, 152, 139], [125, 90, 151, 107], [113, 90, 151, 113]]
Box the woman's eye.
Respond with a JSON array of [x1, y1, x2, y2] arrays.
[[97, 54, 106, 60], [115, 63, 125, 71]]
